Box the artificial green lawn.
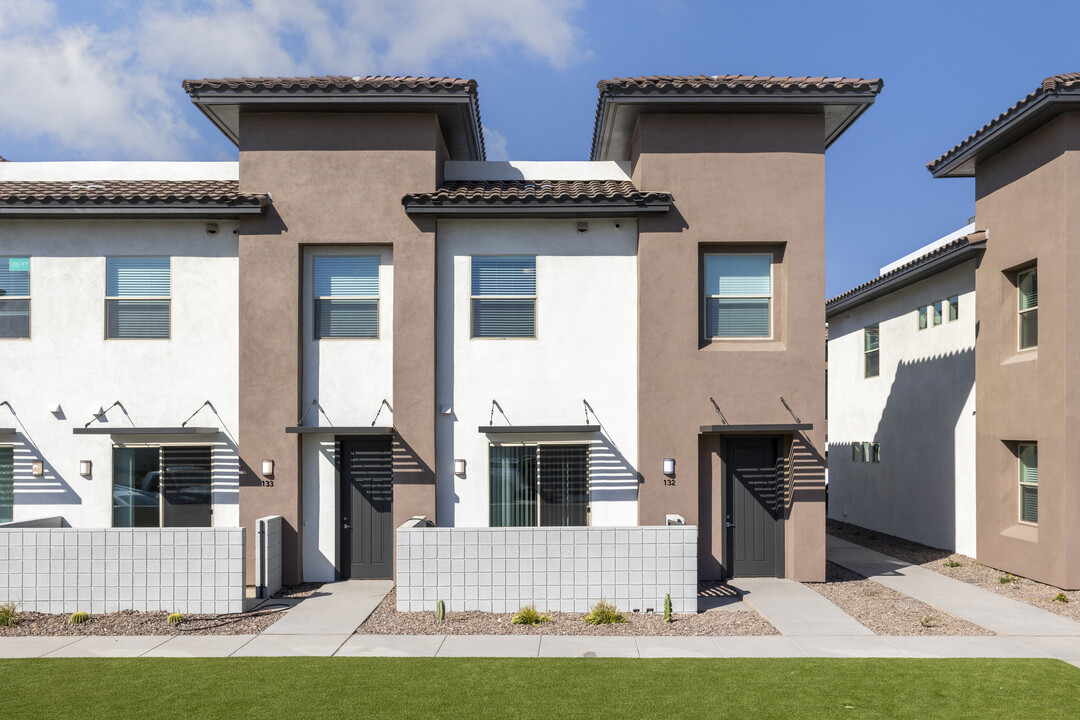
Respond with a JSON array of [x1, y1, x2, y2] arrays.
[[4, 658, 1078, 719]]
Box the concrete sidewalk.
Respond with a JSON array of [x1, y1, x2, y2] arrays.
[[4, 632, 1080, 661], [727, 577, 874, 636], [827, 536, 1080, 636]]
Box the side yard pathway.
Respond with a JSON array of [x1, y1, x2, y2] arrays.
[[827, 536, 1080, 636], [726, 578, 873, 637]]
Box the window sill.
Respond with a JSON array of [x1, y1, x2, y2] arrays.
[[1001, 523, 1038, 543], [700, 339, 786, 352], [1003, 349, 1037, 366]]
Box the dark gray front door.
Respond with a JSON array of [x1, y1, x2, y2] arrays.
[[726, 437, 783, 577], [339, 436, 393, 579]]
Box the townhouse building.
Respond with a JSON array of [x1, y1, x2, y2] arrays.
[[827, 73, 1080, 590], [1, 74, 881, 613]]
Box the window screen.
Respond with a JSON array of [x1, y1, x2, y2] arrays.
[[704, 254, 771, 338], [471, 256, 536, 338], [314, 256, 379, 339], [106, 257, 170, 339], [0, 257, 31, 339]]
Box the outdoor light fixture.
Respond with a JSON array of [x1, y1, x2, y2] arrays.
[[79, 460, 92, 477], [663, 458, 676, 475], [262, 460, 275, 477], [31, 461, 43, 478], [454, 459, 466, 476]]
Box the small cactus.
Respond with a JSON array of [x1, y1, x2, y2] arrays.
[[167, 612, 184, 625], [69, 611, 90, 625], [435, 599, 445, 622], [664, 593, 672, 623]]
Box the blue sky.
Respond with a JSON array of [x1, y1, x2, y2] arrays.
[[2, 0, 1078, 297]]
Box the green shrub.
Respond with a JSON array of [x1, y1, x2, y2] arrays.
[[583, 599, 627, 625], [663, 593, 672, 623], [1053, 593, 1069, 603], [944, 560, 963, 568], [69, 611, 90, 625], [511, 605, 551, 626], [167, 612, 184, 625], [435, 600, 445, 623], [999, 575, 1019, 584], [919, 616, 938, 628], [0, 602, 18, 627]]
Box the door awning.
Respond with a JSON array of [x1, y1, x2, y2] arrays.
[[0, 428, 15, 436], [286, 426, 394, 435], [73, 427, 219, 435], [699, 423, 813, 434], [478, 425, 601, 434]]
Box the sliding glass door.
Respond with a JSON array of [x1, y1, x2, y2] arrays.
[[490, 444, 589, 527]]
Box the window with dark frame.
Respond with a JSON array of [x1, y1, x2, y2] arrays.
[[0, 445, 12, 523], [0, 257, 30, 339], [471, 256, 536, 338], [112, 445, 213, 528], [489, 444, 589, 527]]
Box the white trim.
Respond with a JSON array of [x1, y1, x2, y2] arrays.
[[703, 252, 774, 340]]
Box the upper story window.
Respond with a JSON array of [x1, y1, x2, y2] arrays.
[[471, 256, 536, 338], [918, 306, 927, 330], [704, 254, 772, 339], [948, 295, 959, 321], [0, 257, 30, 339], [864, 324, 880, 378], [1018, 443, 1038, 525], [106, 257, 170, 339], [313, 256, 379, 339], [932, 300, 943, 326], [1018, 267, 1038, 350]]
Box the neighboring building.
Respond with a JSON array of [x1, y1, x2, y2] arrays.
[[1, 74, 881, 603], [926, 73, 1080, 590], [826, 226, 982, 556]]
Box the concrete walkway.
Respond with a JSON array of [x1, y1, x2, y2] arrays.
[[727, 577, 874, 636], [827, 536, 1080, 636]]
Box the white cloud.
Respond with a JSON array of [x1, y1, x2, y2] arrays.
[[0, 0, 585, 159], [483, 127, 510, 161]]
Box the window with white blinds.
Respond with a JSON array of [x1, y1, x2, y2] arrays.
[[1018, 267, 1038, 350], [1018, 443, 1038, 524], [0, 257, 31, 339], [704, 254, 772, 338], [471, 256, 536, 338], [105, 257, 170, 339], [313, 256, 379, 339]]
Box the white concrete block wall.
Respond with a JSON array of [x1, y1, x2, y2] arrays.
[[396, 521, 697, 614], [255, 516, 283, 598], [0, 527, 245, 615]]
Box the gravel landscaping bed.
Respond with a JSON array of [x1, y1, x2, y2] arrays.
[[0, 606, 287, 636], [357, 589, 779, 636], [806, 562, 991, 636], [828, 519, 1080, 621]]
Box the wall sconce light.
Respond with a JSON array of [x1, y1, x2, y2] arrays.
[[79, 460, 92, 477], [454, 459, 466, 476], [31, 461, 44, 478], [262, 460, 275, 477], [663, 458, 676, 476]]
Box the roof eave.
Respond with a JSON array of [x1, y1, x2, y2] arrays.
[[0, 202, 267, 219], [187, 91, 485, 160], [591, 91, 880, 161], [403, 202, 670, 218], [929, 91, 1080, 178], [826, 240, 984, 318]]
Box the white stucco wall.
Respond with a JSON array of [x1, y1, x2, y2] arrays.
[[0, 219, 240, 528], [0, 162, 238, 181], [827, 260, 976, 554], [435, 218, 639, 528], [299, 246, 394, 581]]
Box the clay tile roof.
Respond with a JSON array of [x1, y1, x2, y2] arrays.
[[826, 232, 987, 314], [597, 75, 884, 94], [182, 75, 477, 94], [403, 180, 672, 215], [0, 180, 267, 216], [927, 73, 1080, 174]]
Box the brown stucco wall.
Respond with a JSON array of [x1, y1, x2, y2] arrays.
[[631, 113, 828, 582], [973, 112, 1080, 589], [237, 112, 443, 583]]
